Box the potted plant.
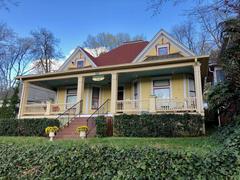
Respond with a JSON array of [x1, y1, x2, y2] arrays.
[[76, 126, 88, 139], [45, 126, 59, 141]]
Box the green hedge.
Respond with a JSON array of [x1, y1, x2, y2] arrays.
[[0, 117, 240, 178], [114, 114, 204, 137], [96, 116, 108, 137], [0, 143, 239, 179], [0, 118, 60, 136]]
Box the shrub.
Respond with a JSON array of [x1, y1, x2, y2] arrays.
[[213, 115, 240, 150], [0, 143, 239, 179], [0, 116, 240, 178], [114, 114, 204, 137], [96, 116, 108, 137], [0, 118, 60, 136]]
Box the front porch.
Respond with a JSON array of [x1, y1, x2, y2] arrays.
[[19, 61, 204, 119]]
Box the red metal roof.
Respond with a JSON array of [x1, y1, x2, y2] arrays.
[[84, 41, 149, 66]]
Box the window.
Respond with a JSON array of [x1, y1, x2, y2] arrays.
[[133, 81, 140, 100], [92, 87, 100, 109], [76, 60, 84, 68], [66, 88, 77, 106], [215, 69, 225, 84], [188, 77, 196, 97], [153, 79, 170, 99], [157, 44, 169, 56]]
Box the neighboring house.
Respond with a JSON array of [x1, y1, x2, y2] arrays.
[[208, 63, 225, 85], [17, 29, 209, 119]]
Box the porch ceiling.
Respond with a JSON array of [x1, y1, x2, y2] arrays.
[[31, 67, 193, 89], [31, 75, 112, 90], [31, 77, 78, 90], [118, 66, 193, 84]]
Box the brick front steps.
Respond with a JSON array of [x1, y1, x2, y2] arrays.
[[55, 117, 96, 139]]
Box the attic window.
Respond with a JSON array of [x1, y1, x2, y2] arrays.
[[157, 44, 169, 56], [76, 59, 84, 68]]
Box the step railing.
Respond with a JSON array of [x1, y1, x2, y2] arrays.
[[86, 99, 110, 137], [56, 100, 83, 127]]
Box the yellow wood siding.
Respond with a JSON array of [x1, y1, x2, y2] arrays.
[[67, 51, 92, 69], [139, 75, 185, 101], [124, 83, 132, 99], [140, 78, 151, 110], [171, 74, 185, 100], [146, 35, 182, 57], [56, 74, 186, 114], [57, 88, 66, 104]]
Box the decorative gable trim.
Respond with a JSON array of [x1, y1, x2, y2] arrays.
[[132, 29, 196, 63], [58, 47, 97, 72]]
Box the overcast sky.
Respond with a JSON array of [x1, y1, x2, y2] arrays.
[[0, 0, 194, 57]]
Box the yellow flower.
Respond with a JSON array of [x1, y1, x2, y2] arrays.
[[45, 126, 59, 134], [76, 126, 88, 133]]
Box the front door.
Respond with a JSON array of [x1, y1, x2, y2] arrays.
[[117, 86, 124, 110], [91, 87, 100, 109]]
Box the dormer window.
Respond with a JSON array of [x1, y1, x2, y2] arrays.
[[157, 44, 169, 56], [76, 59, 84, 68]]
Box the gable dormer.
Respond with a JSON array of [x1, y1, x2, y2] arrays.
[[133, 29, 195, 63], [58, 47, 97, 72]]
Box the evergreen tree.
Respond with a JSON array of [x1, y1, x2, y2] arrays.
[[0, 85, 19, 119]]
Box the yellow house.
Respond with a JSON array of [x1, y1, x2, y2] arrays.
[[17, 29, 209, 120]]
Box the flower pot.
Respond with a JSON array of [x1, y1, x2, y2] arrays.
[[79, 131, 86, 139], [49, 132, 55, 141]]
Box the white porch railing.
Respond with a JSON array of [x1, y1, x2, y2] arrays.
[[24, 103, 47, 115], [155, 97, 197, 111], [116, 97, 197, 113], [23, 97, 198, 116], [116, 99, 149, 113], [23, 102, 75, 116]]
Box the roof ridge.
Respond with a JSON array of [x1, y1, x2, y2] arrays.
[[122, 40, 147, 45]]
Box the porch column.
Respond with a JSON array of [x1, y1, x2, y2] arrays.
[[111, 72, 118, 114], [193, 62, 204, 114], [76, 75, 85, 114], [18, 81, 29, 118]]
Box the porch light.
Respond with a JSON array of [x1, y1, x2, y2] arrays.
[[92, 75, 105, 81]]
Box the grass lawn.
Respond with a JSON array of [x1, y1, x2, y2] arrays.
[[0, 136, 220, 155]]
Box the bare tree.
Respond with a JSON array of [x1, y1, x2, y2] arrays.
[[83, 32, 146, 56], [172, 20, 212, 55], [30, 28, 62, 73], [148, 0, 240, 17], [148, 0, 239, 54], [0, 23, 32, 96], [0, 0, 19, 11]]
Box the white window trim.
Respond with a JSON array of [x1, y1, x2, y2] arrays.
[[187, 75, 196, 97], [64, 86, 77, 105], [214, 67, 223, 84], [151, 76, 172, 99], [76, 59, 84, 68], [183, 74, 187, 99], [132, 79, 141, 100], [65, 87, 77, 104], [156, 44, 169, 56]]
